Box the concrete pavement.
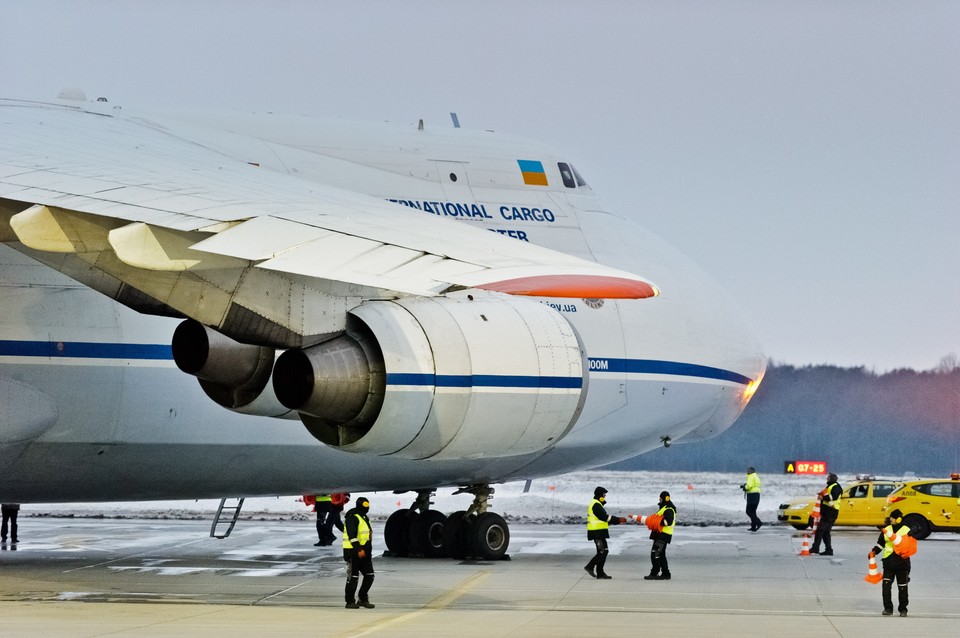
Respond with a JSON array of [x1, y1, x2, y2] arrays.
[[1, 518, 958, 637]]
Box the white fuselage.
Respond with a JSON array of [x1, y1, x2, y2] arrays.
[[0, 105, 764, 502]]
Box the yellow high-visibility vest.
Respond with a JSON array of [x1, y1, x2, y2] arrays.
[[823, 483, 841, 509], [657, 505, 676, 536], [745, 473, 761, 494], [587, 499, 608, 532], [881, 524, 910, 559], [343, 514, 371, 549]]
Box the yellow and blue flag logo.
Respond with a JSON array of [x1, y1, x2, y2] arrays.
[[518, 159, 548, 186]]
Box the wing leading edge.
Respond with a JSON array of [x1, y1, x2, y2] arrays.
[[0, 99, 657, 347]]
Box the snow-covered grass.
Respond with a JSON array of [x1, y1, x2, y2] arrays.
[[20, 471, 840, 527]]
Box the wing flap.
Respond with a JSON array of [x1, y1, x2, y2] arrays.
[[9, 204, 119, 253], [108, 222, 249, 272]]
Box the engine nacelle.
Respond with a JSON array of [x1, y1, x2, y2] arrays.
[[172, 320, 294, 418], [272, 294, 588, 459]]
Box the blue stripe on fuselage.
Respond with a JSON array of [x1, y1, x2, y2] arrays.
[[0, 341, 752, 386], [587, 357, 752, 385], [386, 373, 583, 389], [0, 339, 172, 360]]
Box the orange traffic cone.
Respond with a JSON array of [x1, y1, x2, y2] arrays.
[[864, 552, 882, 584], [883, 527, 918, 558], [811, 499, 821, 520], [799, 533, 811, 556], [627, 513, 662, 531]]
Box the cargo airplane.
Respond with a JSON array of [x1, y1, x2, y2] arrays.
[[0, 95, 764, 558]]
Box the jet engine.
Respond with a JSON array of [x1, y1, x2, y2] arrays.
[[172, 320, 294, 418], [272, 294, 588, 460]]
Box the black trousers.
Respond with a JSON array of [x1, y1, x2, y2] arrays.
[[745, 492, 762, 529], [882, 555, 910, 613], [344, 549, 375, 603], [0, 509, 17, 541], [585, 538, 609, 575], [812, 508, 838, 552], [316, 502, 336, 543], [650, 539, 670, 576]]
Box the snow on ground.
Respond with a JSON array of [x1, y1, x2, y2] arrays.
[[20, 471, 841, 527]]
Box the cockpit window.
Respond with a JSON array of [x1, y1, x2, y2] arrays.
[[572, 165, 589, 187], [558, 162, 590, 189], [558, 162, 576, 188]]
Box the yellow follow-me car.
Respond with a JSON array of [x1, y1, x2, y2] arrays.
[[778, 474, 960, 539], [778, 477, 900, 531], [884, 473, 960, 539]]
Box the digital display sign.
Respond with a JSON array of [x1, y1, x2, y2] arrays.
[[784, 460, 827, 475]]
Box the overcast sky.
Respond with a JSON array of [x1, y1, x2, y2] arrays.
[[2, 1, 957, 372]]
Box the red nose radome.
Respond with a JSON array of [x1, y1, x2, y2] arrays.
[[475, 275, 658, 299]]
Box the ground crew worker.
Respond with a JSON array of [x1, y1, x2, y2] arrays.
[[328, 492, 349, 542], [811, 473, 842, 555], [1, 503, 19, 544], [741, 466, 763, 531], [343, 496, 375, 609], [584, 486, 626, 579], [645, 491, 677, 580], [870, 509, 913, 616], [313, 494, 334, 546]]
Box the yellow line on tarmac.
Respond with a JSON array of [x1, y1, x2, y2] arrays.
[[341, 570, 491, 637]]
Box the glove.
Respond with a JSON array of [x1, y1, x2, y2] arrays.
[[740, 484, 746, 491], [618, 517, 627, 524], [357, 548, 366, 559]]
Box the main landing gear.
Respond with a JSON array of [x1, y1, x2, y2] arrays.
[[383, 484, 510, 560]]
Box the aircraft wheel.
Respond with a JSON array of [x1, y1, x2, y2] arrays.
[[385, 509, 415, 556], [902, 514, 931, 540], [442, 510, 470, 559], [469, 512, 510, 560], [409, 509, 447, 557]]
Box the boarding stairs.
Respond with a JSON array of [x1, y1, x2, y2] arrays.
[[210, 497, 245, 539]]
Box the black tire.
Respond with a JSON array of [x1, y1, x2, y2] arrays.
[[385, 509, 416, 556], [901, 514, 931, 540], [791, 516, 814, 531], [409, 510, 448, 557], [442, 510, 470, 560], [469, 512, 510, 560]]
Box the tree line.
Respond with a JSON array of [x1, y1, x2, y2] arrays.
[[612, 363, 960, 476]]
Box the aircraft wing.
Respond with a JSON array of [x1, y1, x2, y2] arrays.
[[0, 99, 656, 303]]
